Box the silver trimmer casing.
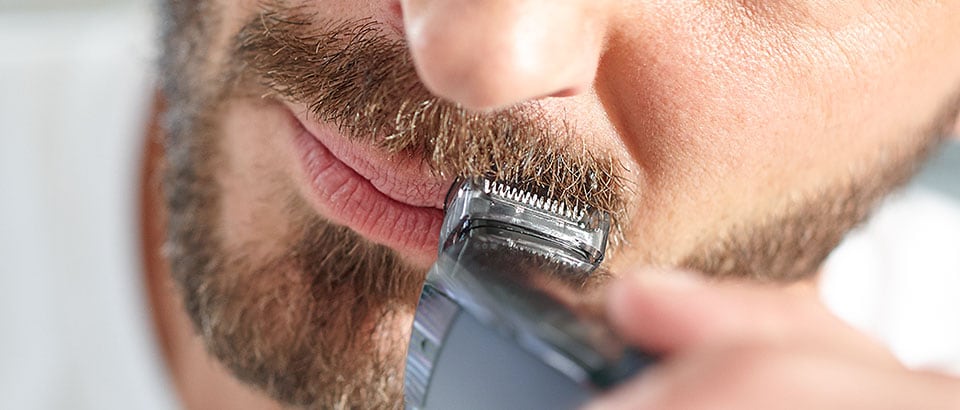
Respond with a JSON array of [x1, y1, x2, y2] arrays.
[[404, 178, 653, 410]]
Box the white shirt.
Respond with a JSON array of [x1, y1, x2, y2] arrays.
[[1, 2, 958, 409]]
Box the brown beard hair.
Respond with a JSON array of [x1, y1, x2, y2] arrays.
[[158, 2, 629, 408], [233, 7, 631, 245], [159, 2, 419, 407], [681, 90, 960, 282], [156, 0, 960, 408], [159, 45, 420, 410]]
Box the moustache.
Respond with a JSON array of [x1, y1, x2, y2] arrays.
[[234, 4, 630, 245]]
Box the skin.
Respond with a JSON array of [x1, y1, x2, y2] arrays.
[[150, 0, 960, 408], [588, 272, 960, 409], [403, 0, 958, 275]]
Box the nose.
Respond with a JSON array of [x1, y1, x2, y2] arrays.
[[399, 0, 611, 110]]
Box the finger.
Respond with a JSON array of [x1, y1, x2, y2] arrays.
[[605, 269, 900, 367], [580, 364, 667, 410], [605, 269, 820, 354], [584, 347, 960, 410]]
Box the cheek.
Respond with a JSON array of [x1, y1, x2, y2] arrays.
[[606, 16, 854, 186], [598, 18, 822, 256], [599, 3, 956, 259]]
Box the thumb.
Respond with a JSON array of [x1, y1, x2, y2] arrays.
[[604, 269, 799, 354]]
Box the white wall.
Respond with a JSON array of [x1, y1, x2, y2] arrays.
[[0, 3, 176, 409]]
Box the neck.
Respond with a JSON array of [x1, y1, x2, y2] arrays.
[[140, 92, 282, 410]]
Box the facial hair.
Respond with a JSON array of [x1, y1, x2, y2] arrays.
[[157, 1, 958, 409], [160, 2, 628, 408], [234, 9, 631, 238]]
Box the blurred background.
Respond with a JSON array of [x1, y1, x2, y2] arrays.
[[0, 0, 175, 409], [0, 0, 957, 409]]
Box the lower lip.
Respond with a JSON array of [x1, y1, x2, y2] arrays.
[[292, 122, 443, 262]]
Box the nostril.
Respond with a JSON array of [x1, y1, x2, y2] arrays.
[[386, 0, 405, 35], [547, 87, 585, 99], [401, 0, 606, 110], [389, 0, 403, 20]]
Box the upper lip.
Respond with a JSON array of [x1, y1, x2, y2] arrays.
[[287, 103, 453, 210]]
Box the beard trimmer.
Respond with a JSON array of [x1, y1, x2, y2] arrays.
[[404, 177, 654, 410]]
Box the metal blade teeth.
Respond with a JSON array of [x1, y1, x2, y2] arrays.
[[480, 177, 588, 221]]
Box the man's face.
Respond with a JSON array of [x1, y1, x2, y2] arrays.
[[159, 0, 960, 407]]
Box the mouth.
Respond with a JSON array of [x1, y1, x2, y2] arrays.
[[287, 103, 450, 266]]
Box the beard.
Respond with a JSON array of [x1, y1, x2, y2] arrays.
[[160, 3, 628, 408], [157, 1, 956, 408]]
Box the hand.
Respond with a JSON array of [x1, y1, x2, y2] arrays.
[[585, 270, 960, 410]]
